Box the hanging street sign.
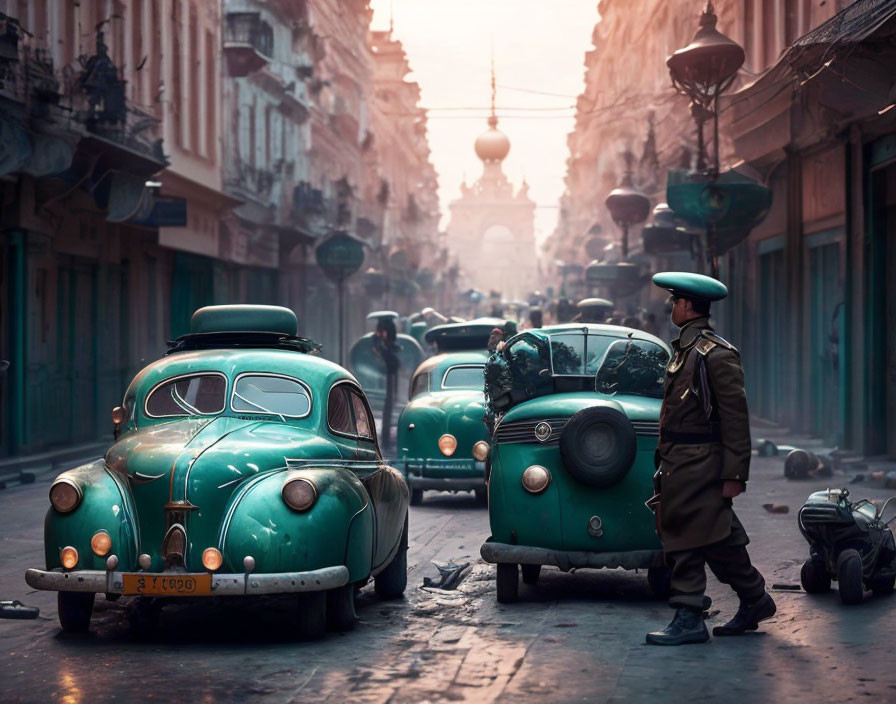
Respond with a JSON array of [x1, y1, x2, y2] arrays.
[[315, 230, 366, 282]]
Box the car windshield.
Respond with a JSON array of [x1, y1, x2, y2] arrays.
[[548, 332, 615, 375], [442, 365, 485, 389], [231, 374, 312, 419], [594, 338, 669, 398], [145, 374, 227, 417]]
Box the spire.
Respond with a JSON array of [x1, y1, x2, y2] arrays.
[[488, 43, 497, 128], [389, 0, 394, 36]]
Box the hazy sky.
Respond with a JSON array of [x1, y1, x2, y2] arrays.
[[368, 0, 599, 245]]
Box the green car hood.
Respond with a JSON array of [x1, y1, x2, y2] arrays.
[[398, 390, 488, 460], [104, 417, 343, 566]]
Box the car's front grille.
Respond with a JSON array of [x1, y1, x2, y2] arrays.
[[495, 418, 568, 445], [494, 418, 660, 444]]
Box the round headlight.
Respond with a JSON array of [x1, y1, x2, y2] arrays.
[[282, 477, 318, 512], [438, 434, 457, 456], [60, 546, 79, 570], [202, 547, 223, 571], [472, 441, 490, 462], [521, 465, 551, 494], [90, 531, 112, 557], [49, 479, 82, 514]]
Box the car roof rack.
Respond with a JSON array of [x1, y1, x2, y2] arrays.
[[166, 331, 322, 355]]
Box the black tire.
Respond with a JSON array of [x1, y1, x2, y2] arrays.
[[474, 487, 488, 506], [410, 488, 424, 506], [521, 564, 541, 585], [326, 583, 357, 631], [58, 592, 94, 633], [295, 591, 327, 640], [836, 549, 865, 605], [869, 574, 895, 596], [375, 515, 408, 599], [559, 407, 636, 488], [800, 557, 831, 594], [647, 565, 672, 600], [496, 563, 519, 603]]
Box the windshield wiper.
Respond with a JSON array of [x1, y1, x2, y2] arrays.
[[233, 391, 286, 423], [171, 387, 201, 415]]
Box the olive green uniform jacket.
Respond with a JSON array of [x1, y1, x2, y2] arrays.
[[656, 317, 751, 552]]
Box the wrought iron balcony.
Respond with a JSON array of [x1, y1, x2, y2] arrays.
[[224, 12, 273, 77]]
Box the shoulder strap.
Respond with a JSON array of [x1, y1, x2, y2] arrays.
[[697, 330, 738, 355]]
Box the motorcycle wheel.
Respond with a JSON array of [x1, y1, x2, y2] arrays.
[[800, 557, 831, 594], [836, 549, 865, 605]]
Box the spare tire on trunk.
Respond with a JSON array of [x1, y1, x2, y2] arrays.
[[559, 406, 636, 488]]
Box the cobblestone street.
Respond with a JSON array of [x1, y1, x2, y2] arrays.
[[1, 449, 894, 703]]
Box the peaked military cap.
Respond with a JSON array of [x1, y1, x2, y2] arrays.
[[652, 271, 728, 302]]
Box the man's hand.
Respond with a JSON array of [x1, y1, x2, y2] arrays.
[[722, 480, 745, 498]]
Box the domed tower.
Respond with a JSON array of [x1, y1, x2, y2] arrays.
[[446, 61, 537, 302]]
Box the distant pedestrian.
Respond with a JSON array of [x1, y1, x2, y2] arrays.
[[372, 317, 400, 449], [646, 272, 775, 646]]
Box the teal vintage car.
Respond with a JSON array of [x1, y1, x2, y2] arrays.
[[480, 323, 671, 602], [25, 305, 409, 637], [396, 319, 505, 505]]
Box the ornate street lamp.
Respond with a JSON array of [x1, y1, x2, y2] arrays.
[[604, 151, 651, 259], [666, 1, 744, 175], [666, 1, 756, 277]]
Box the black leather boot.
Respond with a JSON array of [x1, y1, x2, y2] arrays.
[[646, 607, 710, 645], [712, 592, 776, 636]]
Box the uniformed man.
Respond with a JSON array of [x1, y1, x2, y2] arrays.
[[646, 271, 775, 646]]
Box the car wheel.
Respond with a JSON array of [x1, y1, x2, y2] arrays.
[[800, 557, 831, 594], [375, 515, 408, 599], [410, 488, 424, 506], [326, 583, 357, 631], [647, 565, 672, 599], [836, 549, 865, 605], [559, 407, 636, 488], [869, 574, 895, 596], [521, 564, 541, 585], [496, 563, 519, 603], [57, 592, 94, 633], [474, 488, 488, 506], [295, 591, 327, 640]]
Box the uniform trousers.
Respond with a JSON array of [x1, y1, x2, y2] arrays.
[[666, 513, 766, 610]]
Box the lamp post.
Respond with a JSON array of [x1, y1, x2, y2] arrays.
[[604, 150, 651, 260], [666, 1, 745, 277]]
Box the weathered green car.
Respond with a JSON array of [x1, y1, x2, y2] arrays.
[[396, 319, 504, 505], [480, 323, 671, 602], [25, 305, 409, 637]]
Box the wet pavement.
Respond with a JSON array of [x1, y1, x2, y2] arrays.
[[1, 452, 895, 703]]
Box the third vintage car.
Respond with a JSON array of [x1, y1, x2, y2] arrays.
[[395, 319, 505, 505], [480, 323, 671, 602], [25, 305, 409, 638]]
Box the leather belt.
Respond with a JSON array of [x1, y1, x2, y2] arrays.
[[660, 427, 721, 444]]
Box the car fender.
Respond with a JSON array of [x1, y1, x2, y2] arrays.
[[43, 459, 139, 571], [220, 468, 374, 580]]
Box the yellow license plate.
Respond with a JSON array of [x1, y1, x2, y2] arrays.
[[122, 573, 212, 596]]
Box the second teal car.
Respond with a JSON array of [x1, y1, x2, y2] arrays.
[[396, 320, 504, 505]]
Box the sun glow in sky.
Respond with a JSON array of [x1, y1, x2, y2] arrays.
[[369, 0, 600, 246]]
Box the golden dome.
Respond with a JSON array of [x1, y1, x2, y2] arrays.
[[475, 126, 510, 162]]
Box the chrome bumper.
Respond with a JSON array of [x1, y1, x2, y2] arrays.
[[408, 475, 486, 491], [480, 541, 662, 572], [24, 565, 349, 596]]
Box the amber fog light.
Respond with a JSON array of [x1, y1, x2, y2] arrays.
[[60, 546, 79, 570], [472, 441, 489, 462], [90, 531, 112, 557], [438, 434, 457, 457], [202, 547, 223, 571], [49, 480, 82, 514], [282, 477, 318, 512], [521, 465, 551, 494]]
